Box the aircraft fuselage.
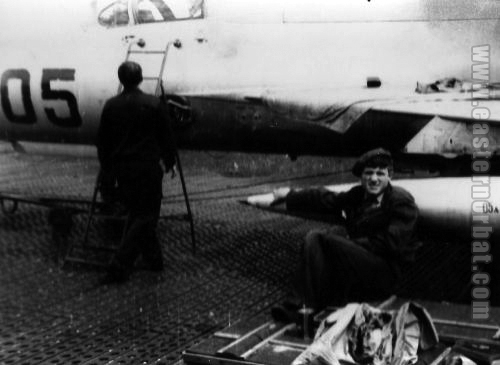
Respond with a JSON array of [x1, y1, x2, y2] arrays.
[[1, 0, 500, 167]]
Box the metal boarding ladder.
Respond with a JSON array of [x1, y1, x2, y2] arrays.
[[117, 38, 182, 95], [63, 171, 128, 267], [64, 39, 196, 268]]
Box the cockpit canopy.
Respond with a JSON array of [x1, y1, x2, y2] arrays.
[[98, 0, 204, 27]]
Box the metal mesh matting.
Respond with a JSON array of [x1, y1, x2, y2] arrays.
[[0, 149, 482, 364]]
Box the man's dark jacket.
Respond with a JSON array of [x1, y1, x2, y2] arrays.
[[97, 88, 176, 170], [285, 184, 420, 263]]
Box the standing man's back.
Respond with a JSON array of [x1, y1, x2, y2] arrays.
[[98, 79, 174, 170], [97, 61, 176, 283]]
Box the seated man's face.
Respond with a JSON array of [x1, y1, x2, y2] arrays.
[[361, 166, 390, 196]]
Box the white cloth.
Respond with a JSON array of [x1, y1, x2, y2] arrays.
[[292, 302, 438, 365]]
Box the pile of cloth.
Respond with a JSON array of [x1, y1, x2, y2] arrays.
[[292, 302, 439, 365]]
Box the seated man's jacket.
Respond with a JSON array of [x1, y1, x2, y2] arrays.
[[285, 184, 420, 263]]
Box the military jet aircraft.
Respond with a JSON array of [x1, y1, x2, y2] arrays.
[[0, 0, 498, 316], [0, 0, 499, 174]]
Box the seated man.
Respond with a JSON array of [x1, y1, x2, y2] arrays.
[[275, 148, 420, 311]]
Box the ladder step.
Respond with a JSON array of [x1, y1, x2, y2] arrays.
[[128, 50, 166, 55]]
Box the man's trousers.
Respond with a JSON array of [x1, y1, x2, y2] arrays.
[[295, 229, 400, 310], [112, 161, 164, 275]]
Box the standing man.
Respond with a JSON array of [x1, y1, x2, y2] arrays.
[[97, 61, 176, 283], [274, 148, 420, 310]]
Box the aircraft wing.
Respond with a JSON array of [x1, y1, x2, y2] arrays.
[[179, 84, 500, 169], [252, 85, 500, 156]]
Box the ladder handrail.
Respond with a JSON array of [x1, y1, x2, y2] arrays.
[[117, 39, 181, 96], [154, 40, 177, 97]]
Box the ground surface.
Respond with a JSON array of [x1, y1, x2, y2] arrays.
[[0, 144, 491, 365]]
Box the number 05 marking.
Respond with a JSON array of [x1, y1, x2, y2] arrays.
[[42, 69, 82, 128], [1, 68, 82, 128]]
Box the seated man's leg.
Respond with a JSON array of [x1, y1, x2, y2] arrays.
[[294, 227, 346, 308], [297, 229, 398, 309]]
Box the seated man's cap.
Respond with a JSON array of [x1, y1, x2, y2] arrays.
[[352, 148, 393, 177]]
